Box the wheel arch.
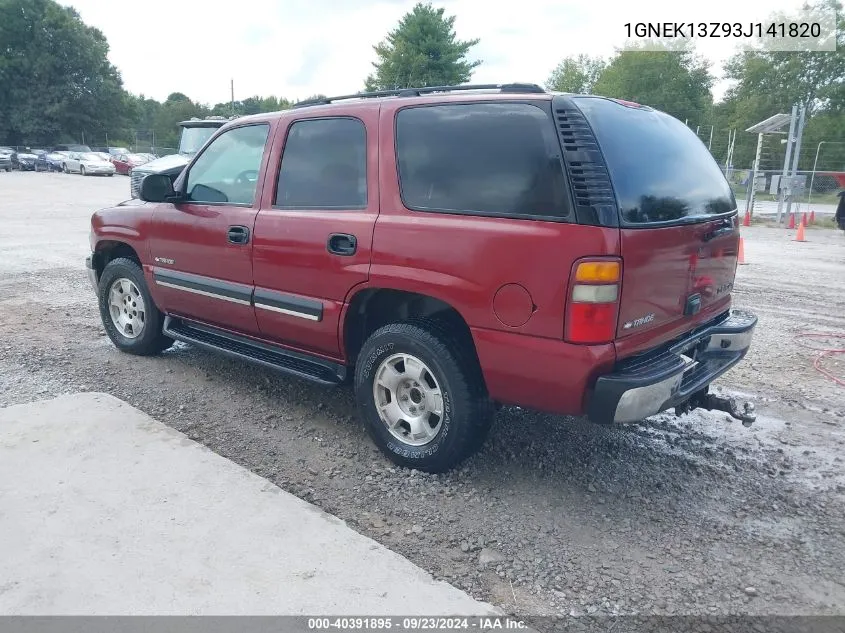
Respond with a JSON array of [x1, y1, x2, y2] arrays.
[[91, 241, 142, 282], [342, 287, 482, 375]]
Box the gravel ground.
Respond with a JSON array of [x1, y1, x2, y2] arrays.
[[1, 172, 845, 623]]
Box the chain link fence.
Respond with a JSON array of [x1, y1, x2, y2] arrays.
[[727, 169, 845, 219]]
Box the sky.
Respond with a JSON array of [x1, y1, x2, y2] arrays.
[[61, 0, 815, 106]]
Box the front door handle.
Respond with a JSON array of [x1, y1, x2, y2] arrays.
[[327, 233, 357, 256], [228, 225, 250, 245]]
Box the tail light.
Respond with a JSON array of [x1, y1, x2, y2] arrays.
[[565, 258, 622, 344]]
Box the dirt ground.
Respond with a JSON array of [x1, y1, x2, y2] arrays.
[[1, 171, 844, 621]]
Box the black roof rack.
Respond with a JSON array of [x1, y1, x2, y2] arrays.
[[293, 83, 545, 108]]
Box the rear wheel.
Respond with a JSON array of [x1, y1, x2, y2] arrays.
[[98, 257, 172, 356], [354, 321, 492, 473]]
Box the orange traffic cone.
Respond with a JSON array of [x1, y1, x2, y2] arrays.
[[802, 211, 808, 226], [810, 209, 816, 224], [788, 212, 796, 229], [738, 236, 747, 264], [795, 221, 807, 242], [742, 210, 751, 227]]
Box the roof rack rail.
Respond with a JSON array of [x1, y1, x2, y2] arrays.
[[293, 83, 546, 108]]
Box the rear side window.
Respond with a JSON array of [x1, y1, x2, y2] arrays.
[[396, 103, 571, 220], [276, 117, 367, 209], [574, 97, 736, 225]]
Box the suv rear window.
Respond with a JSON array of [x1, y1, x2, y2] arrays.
[[396, 103, 571, 220], [574, 97, 736, 226]]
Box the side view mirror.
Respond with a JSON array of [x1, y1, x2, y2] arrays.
[[140, 174, 181, 203]]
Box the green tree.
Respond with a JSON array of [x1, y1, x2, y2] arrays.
[[364, 2, 481, 91], [592, 42, 714, 125], [152, 95, 209, 149], [0, 0, 129, 145], [716, 0, 844, 168], [546, 54, 605, 94], [209, 95, 292, 117]]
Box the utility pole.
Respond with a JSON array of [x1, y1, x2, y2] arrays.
[[776, 105, 798, 224]]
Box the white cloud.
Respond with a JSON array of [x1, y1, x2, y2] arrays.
[[61, 0, 812, 105]]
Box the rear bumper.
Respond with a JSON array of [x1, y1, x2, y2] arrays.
[[587, 310, 757, 424]]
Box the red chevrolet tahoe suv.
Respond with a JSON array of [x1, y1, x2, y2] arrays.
[[86, 83, 757, 473]]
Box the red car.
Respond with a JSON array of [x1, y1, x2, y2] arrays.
[[85, 83, 757, 473], [111, 153, 151, 176]]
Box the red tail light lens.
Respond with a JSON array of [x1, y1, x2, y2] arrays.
[[565, 258, 622, 345]]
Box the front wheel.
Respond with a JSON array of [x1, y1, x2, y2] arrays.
[[98, 257, 173, 355], [80, 166, 86, 176], [354, 321, 492, 473]]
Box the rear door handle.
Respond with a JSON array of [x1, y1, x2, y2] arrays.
[[227, 225, 250, 245], [327, 233, 357, 256]]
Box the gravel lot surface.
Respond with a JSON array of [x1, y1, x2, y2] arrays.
[[1, 171, 844, 623]]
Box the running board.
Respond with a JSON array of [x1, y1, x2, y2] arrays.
[[163, 316, 346, 386]]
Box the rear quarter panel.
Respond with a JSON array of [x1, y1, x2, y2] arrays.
[[367, 99, 620, 414]]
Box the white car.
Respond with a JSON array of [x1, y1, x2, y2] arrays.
[[64, 152, 116, 176]]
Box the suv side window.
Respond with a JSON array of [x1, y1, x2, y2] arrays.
[[186, 124, 270, 206], [275, 117, 367, 209], [396, 103, 571, 220]]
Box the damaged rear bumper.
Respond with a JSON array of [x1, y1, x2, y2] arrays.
[[587, 310, 757, 425]]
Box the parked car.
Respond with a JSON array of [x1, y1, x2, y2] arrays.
[[86, 83, 757, 473], [129, 116, 234, 198], [0, 147, 13, 172], [36, 151, 68, 172], [111, 152, 152, 175], [15, 151, 39, 171], [0, 146, 19, 169], [108, 146, 130, 158], [64, 151, 116, 176], [93, 151, 112, 162]]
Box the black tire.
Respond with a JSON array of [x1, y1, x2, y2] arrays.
[[98, 257, 173, 356], [354, 320, 493, 473]]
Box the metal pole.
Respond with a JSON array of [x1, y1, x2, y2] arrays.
[[231, 79, 235, 115], [785, 105, 806, 219], [748, 132, 764, 216], [808, 141, 825, 205], [777, 105, 798, 223], [708, 125, 714, 150]]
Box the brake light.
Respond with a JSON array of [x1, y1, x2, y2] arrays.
[[565, 258, 622, 344]]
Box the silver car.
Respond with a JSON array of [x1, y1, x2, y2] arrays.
[[64, 152, 116, 176]]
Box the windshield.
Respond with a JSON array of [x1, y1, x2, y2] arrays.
[[127, 154, 147, 162], [179, 126, 218, 155], [574, 97, 736, 226], [81, 153, 102, 161]]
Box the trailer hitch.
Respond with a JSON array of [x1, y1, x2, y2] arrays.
[[676, 390, 757, 427]]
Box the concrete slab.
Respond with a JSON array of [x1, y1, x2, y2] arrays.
[[0, 393, 498, 616]]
